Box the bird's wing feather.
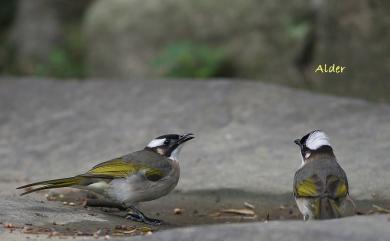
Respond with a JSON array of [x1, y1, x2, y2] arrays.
[[17, 150, 171, 196], [121, 150, 173, 181], [294, 158, 348, 199], [84, 158, 139, 178], [81, 151, 171, 181], [326, 175, 348, 198], [294, 174, 323, 197]]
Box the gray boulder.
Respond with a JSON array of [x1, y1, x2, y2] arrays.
[[1, 78, 390, 240], [129, 215, 390, 241]]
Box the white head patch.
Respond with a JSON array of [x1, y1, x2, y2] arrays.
[[306, 131, 331, 150], [147, 138, 166, 148]]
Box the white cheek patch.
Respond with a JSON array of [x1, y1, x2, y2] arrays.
[[300, 156, 305, 167], [156, 148, 165, 155], [147, 138, 166, 148], [300, 152, 311, 167], [306, 131, 331, 150]]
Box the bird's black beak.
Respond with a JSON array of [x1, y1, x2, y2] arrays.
[[177, 133, 195, 145], [167, 133, 194, 153], [294, 139, 301, 147]]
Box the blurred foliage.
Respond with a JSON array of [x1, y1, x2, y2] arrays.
[[1, 25, 86, 79], [0, 0, 17, 74], [0, 1, 16, 29], [34, 26, 85, 79], [153, 42, 230, 78], [33, 0, 93, 79], [0, 0, 90, 79], [287, 21, 311, 40], [0, 40, 16, 74], [56, 0, 95, 23]]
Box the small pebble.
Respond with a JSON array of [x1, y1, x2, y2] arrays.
[[174, 208, 183, 215], [95, 229, 102, 235], [244, 202, 255, 210], [3, 223, 14, 228]]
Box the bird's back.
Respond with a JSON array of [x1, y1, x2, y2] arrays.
[[294, 157, 348, 199], [89, 149, 174, 179], [294, 157, 349, 219]]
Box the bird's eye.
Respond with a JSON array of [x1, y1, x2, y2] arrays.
[[164, 140, 170, 145]]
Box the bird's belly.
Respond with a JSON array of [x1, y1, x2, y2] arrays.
[[106, 173, 179, 205], [295, 197, 312, 219], [134, 177, 178, 202]]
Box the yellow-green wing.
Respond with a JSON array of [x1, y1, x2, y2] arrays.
[[294, 174, 347, 199], [144, 168, 165, 181], [326, 175, 348, 198], [85, 158, 136, 178], [81, 158, 165, 181], [294, 174, 323, 198]]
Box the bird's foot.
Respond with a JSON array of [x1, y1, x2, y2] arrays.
[[126, 213, 163, 225]]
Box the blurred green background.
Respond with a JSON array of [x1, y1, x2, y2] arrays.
[[0, 0, 389, 102]]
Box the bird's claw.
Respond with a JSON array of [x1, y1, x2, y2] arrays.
[[144, 217, 163, 225], [126, 213, 163, 225]]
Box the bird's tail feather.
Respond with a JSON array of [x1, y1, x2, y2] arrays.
[[317, 198, 342, 219], [17, 176, 82, 196]]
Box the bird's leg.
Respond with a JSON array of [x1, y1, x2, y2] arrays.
[[346, 194, 356, 210], [84, 199, 127, 210], [125, 205, 162, 225]]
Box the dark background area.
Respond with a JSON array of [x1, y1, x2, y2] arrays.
[[0, 0, 389, 102]]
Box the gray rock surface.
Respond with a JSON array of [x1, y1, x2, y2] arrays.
[[1, 214, 390, 241], [128, 215, 390, 241], [0, 78, 389, 240]]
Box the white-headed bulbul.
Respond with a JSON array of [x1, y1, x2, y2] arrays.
[[17, 133, 195, 225], [293, 130, 351, 220]]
